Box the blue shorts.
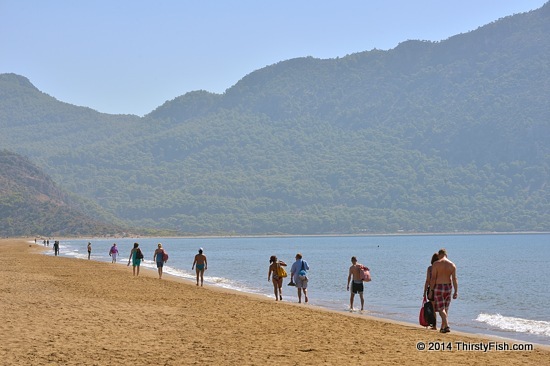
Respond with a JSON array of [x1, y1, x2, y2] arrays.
[[156, 261, 164, 268]]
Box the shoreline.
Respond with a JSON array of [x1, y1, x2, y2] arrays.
[[2, 239, 549, 365], [31, 237, 550, 347], [25, 230, 550, 241]]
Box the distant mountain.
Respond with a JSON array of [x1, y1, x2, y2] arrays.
[[0, 150, 124, 237], [0, 3, 549, 234]]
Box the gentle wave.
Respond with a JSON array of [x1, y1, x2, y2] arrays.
[[476, 313, 550, 337]]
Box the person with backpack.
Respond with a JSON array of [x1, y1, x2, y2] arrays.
[[346, 256, 365, 312], [290, 253, 309, 304], [153, 243, 167, 279], [268, 255, 287, 301], [127, 242, 143, 276]]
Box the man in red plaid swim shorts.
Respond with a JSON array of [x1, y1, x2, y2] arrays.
[[429, 248, 458, 334]]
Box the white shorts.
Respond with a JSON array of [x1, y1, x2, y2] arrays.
[[295, 276, 308, 289]]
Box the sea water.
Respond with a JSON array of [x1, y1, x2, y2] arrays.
[[41, 233, 550, 345]]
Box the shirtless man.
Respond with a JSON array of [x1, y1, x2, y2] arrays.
[[429, 248, 458, 333], [192, 248, 207, 286], [346, 256, 365, 312]]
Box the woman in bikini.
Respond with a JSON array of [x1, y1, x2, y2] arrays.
[[268, 255, 287, 301]]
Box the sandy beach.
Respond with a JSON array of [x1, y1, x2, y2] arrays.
[[0, 239, 547, 365]]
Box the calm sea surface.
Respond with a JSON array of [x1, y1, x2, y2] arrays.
[[41, 233, 550, 345]]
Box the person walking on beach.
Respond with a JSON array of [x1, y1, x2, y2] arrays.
[[153, 243, 167, 279], [429, 248, 458, 334], [128, 242, 143, 276], [87, 242, 92, 260], [346, 256, 364, 312], [192, 248, 207, 286], [109, 243, 119, 263], [423, 253, 439, 330], [290, 253, 309, 304], [268, 255, 287, 301], [53, 240, 59, 256]]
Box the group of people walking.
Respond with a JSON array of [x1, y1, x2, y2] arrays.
[[123, 242, 207, 285], [62, 240, 458, 330], [268, 248, 458, 333], [268, 253, 310, 303], [84, 241, 207, 284], [269, 253, 368, 308]]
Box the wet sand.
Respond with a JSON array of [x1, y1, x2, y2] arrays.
[[0, 238, 547, 365]]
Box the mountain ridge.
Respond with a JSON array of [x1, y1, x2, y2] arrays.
[[0, 150, 125, 237], [1, 3, 548, 235]]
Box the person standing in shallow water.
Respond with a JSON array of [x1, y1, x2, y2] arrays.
[[87, 242, 92, 260], [346, 256, 364, 312], [128, 242, 142, 276], [192, 248, 207, 286], [268, 255, 287, 301]]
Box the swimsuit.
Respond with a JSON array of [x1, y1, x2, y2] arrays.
[[351, 280, 364, 294], [433, 283, 452, 312], [196, 264, 205, 271], [156, 252, 164, 267], [132, 251, 141, 266]]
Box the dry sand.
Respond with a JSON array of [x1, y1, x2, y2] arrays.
[[0, 238, 548, 365]]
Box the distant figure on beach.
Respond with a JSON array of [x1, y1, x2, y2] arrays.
[[346, 256, 364, 312], [290, 253, 309, 303], [87, 242, 92, 260], [423, 252, 439, 329], [429, 248, 458, 334], [268, 255, 287, 301], [128, 242, 143, 276], [153, 243, 167, 279], [109, 243, 118, 263], [192, 248, 207, 286], [53, 240, 59, 256]]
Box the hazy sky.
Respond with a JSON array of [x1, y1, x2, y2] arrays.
[[1, 0, 547, 116]]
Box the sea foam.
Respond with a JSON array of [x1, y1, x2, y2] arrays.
[[476, 313, 550, 337]]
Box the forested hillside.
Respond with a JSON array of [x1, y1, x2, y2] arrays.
[[1, 3, 549, 234], [0, 150, 124, 237]]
